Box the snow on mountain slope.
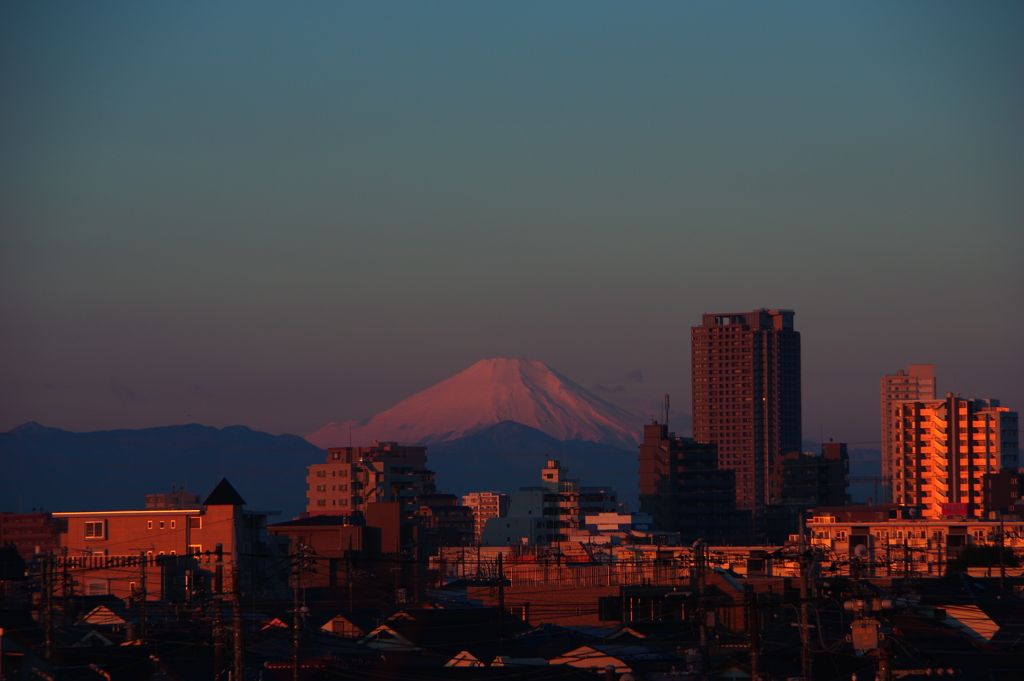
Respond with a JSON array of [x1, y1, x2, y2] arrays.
[[306, 358, 644, 451]]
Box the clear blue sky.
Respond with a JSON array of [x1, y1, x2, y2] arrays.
[[2, 1, 1022, 447]]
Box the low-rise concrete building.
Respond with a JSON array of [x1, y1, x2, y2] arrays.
[[481, 460, 618, 546]]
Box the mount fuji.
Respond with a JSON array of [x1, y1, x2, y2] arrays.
[[306, 358, 645, 452]]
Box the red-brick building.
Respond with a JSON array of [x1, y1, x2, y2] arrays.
[[691, 309, 801, 522], [0, 512, 65, 560], [53, 479, 287, 600]]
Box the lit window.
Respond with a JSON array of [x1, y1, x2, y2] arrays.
[[84, 521, 106, 539], [170, 520, 176, 529]]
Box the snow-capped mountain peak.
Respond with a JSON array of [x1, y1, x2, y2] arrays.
[[306, 358, 643, 451]]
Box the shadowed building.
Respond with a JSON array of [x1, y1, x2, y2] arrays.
[[765, 442, 850, 543], [638, 422, 750, 542], [691, 309, 801, 523]]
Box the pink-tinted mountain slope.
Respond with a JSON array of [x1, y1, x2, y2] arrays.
[[306, 358, 644, 451]]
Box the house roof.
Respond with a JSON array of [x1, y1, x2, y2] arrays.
[[203, 478, 247, 506]]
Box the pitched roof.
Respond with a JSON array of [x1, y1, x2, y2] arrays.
[[203, 478, 246, 506]]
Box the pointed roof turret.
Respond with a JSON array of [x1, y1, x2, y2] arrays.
[[203, 478, 246, 507]]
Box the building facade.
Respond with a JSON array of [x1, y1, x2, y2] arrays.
[[806, 505, 1024, 577], [638, 422, 750, 542], [481, 460, 618, 545], [306, 442, 436, 516], [880, 365, 937, 502], [0, 513, 65, 560], [691, 309, 801, 519], [461, 492, 509, 543], [889, 394, 1018, 518], [53, 479, 287, 601]]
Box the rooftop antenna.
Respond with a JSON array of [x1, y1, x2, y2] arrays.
[[664, 394, 670, 429]]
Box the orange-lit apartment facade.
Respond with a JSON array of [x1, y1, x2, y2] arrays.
[[880, 365, 936, 502], [889, 394, 1018, 518]]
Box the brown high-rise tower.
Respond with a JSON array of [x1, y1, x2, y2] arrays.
[[691, 309, 801, 518]]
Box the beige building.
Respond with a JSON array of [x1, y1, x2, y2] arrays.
[[880, 365, 936, 502], [807, 505, 1024, 577], [461, 492, 508, 543], [888, 394, 1018, 518], [306, 441, 436, 516]]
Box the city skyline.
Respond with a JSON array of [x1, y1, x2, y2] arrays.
[[2, 2, 1022, 447]]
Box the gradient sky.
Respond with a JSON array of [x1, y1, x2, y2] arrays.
[[2, 2, 1022, 451]]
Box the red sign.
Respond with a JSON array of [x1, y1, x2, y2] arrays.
[[941, 502, 968, 517]]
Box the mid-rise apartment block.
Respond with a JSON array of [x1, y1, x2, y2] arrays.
[[880, 365, 936, 502], [462, 492, 509, 543], [890, 394, 1018, 518], [481, 460, 618, 545], [638, 422, 750, 542], [306, 441, 436, 516], [0, 512, 65, 560], [691, 309, 801, 518]]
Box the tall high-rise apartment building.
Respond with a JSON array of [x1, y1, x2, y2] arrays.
[[880, 365, 936, 502], [890, 394, 1018, 518], [691, 309, 801, 517]]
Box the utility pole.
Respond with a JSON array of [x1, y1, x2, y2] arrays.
[[292, 543, 310, 681], [61, 547, 71, 626], [231, 561, 244, 681], [347, 534, 354, 613], [41, 551, 52, 659], [214, 544, 224, 681], [798, 552, 812, 681], [693, 540, 709, 679], [998, 512, 1006, 590], [745, 585, 760, 681], [139, 551, 148, 645], [497, 552, 505, 647]]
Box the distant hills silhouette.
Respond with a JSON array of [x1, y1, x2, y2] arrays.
[[1, 419, 638, 519], [1, 422, 324, 519]]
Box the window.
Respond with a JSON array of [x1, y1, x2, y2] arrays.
[[170, 520, 176, 529], [189, 544, 202, 556], [317, 499, 327, 506], [147, 520, 153, 530], [316, 470, 326, 477], [159, 521, 165, 530], [84, 520, 106, 539], [316, 485, 326, 492], [189, 517, 202, 529]]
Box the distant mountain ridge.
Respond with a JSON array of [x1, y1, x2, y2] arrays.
[[307, 358, 645, 451], [1, 422, 324, 518], [430, 420, 628, 455]]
